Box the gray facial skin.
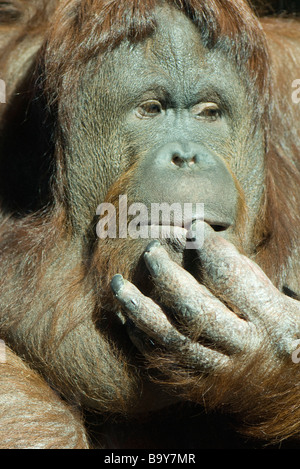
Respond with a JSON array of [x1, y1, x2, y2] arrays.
[[67, 5, 265, 257]]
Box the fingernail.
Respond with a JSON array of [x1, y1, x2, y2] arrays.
[[144, 252, 160, 276], [145, 240, 161, 253], [110, 274, 125, 295]]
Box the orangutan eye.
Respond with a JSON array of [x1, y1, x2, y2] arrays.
[[192, 102, 222, 122], [136, 100, 163, 118]]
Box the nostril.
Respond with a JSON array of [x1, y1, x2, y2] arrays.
[[171, 154, 183, 167], [171, 154, 197, 167]]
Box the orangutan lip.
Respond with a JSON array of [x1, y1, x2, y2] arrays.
[[140, 219, 231, 233], [134, 220, 230, 251], [190, 217, 232, 232], [203, 221, 231, 232]]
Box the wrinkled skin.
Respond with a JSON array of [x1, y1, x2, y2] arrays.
[[49, 5, 299, 409], [69, 6, 265, 243], [1, 1, 300, 449], [92, 6, 299, 429], [112, 222, 300, 378]]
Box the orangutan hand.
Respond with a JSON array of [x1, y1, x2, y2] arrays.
[[111, 222, 300, 413]]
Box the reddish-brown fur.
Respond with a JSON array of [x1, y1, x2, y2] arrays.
[[0, 0, 299, 449], [0, 347, 89, 449]]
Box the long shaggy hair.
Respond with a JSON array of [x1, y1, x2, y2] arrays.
[[0, 0, 300, 447]]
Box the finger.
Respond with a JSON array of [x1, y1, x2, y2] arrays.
[[143, 241, 250, 353], [126, 319, 156, 352], [111, 275, 229, 372], [190, 221, 283, 322]]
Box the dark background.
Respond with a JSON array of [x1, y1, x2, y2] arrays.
[[250, 0, 300, 14]]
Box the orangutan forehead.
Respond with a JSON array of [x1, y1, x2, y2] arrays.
[[43, 0, 271, 134], [45, 0, 270, 94], [146, 5, 206, 69], [95, 37, 241, 118]]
